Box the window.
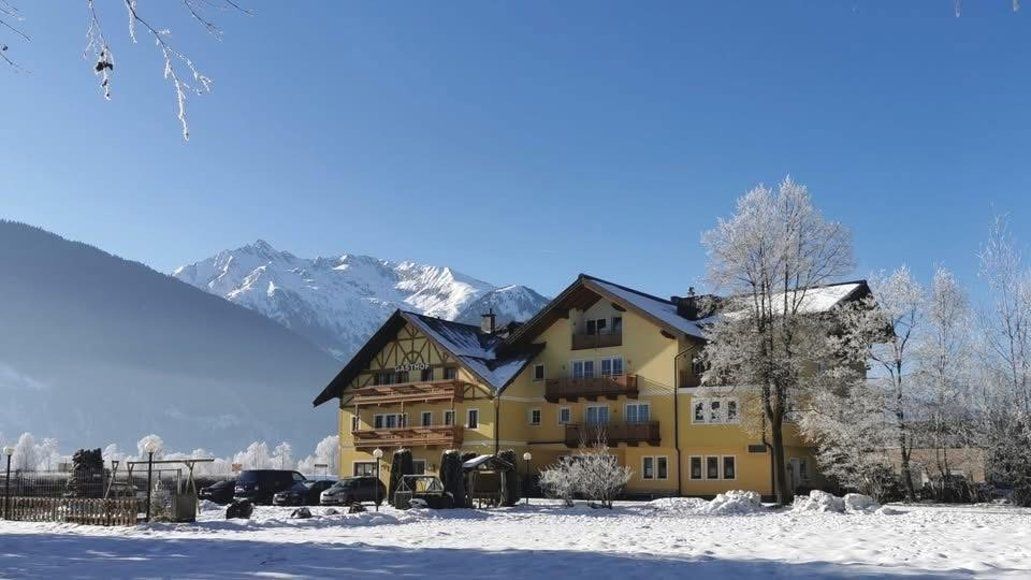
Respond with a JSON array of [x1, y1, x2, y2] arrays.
[[412, 460, 427, 475], [394, 371, 410, 384], [709, 400, 721, 423], [443, 410, 455, 426], [443, 367, 457, 380], [421, 411, 433, 427], [353, 462, 376, 477], [377, 413, 405, 429], [706, 456, 720, 479], [533, 364, 545, 381], [572, 360, 595, 379], [374, 371, 393, 385], [722, 456, 736, 480], [351, 416, 359, 432], [690, 456, 702, 480], [558, 407, 572, 424], [643, 457, 655, 480], [611, 316, 623, 333], [420, 368, 434, 382], [625, 403, 650, 423], [529, 409, 541, 426], [585, 405, 609, 425], [467, 408, 479, 429], [692, 397, 741, 424], [585, 318, 607, 335], [601, 356, 624, 377], [642, 456, 668, 480]]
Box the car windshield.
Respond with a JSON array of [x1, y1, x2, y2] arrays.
[[332, 479, 359, 490]]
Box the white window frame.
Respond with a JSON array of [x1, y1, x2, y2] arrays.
[[467, 408, 479, 429], [722, 455, 737, 480], [585, 404, 609, 425], [420, 411, 434, 427], [691, 397, 741, 425], [689, 455, 703, 480], [600, 356, 624, 377], [558, 406, 572, 425], [528, 408, 541, 426], [624, 402, 650, 423], [642, 456, 655, 480], [532, 364, 546, 382], [571, 359, 596, 379]]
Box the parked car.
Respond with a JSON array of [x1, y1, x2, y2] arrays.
[[234, 470, 306, 505], [198, 479, 236, 505], [273, 480, 336, 506], [320, 476, 386, 506]]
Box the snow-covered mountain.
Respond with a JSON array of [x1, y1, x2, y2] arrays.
[[173, 241, 550, 360], [0, 222, 341, 455]]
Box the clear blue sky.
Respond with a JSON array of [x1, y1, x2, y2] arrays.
[[2, 1, 1029, 298]]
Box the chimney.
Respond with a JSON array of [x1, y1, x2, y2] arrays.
[[481, 309, 497, 335], [671, 288, 716, 320]]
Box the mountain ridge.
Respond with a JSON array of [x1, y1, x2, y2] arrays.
[[174, 241, 551, 360]]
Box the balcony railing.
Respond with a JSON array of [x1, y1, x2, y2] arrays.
[[564, 421, 660, 447], [571, 331, 622, 350], [352, 425, 463, 450], [350, 379, 466, 407], [545, 374, 638, 402]]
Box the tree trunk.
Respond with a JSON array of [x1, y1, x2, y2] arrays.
[[770, 412, 791, 505]]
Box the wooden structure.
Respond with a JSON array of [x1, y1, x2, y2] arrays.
[[353, 425, 463, 450], [7, 497, 140, 526], [463, 455, 514, 508], [545, 374, 639, 402], [564, 421, 661, 447]]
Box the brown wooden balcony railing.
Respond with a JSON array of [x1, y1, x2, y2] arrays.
[[571, 331, 622, 350], [564, 421, 660, 447], [545, 374, 638, 402], [350, 379, 466, 407], [352, 425, 463, 450]]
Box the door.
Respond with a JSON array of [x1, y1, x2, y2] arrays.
[[585, 406, 609, 425]]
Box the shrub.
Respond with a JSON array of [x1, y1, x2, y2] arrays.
[[439, 449, 466, 508], [498, 449, 520, 507], [538, 444, 631, 509], [388, 448, 414, 506]]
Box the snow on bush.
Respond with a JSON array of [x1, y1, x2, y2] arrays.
[[792, 490, 886, 514], [702, 490, 765, 515], [646, 491, 764, 516], [538, 444, 632, 509]]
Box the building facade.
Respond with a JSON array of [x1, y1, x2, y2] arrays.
[[312, 274, 869, 498]]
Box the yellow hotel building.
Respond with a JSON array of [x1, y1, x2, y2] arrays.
[[312, 274, 869, 498]]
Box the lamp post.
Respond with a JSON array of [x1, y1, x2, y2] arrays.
[[143, 439, 161, 523], [372, 448, 384, 512], [522, 451, 532, 506], [3, 446, 14, 520]]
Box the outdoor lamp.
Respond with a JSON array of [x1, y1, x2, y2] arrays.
[[372, 448, 384, 512], [2, 446, 12, 520], [522, 452, 532, 506], [143, 439, 161, 454], [143, 439, 161, 522]]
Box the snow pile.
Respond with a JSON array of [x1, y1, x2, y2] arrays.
[[702, 490, 765, 515], [646, 491, 764, 516], [792, 490, 885, 514]]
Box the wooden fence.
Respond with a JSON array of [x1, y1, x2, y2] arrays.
[[6, 496, 141, 526]]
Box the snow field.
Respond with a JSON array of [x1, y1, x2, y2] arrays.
[[0, 499, 1029, 578]]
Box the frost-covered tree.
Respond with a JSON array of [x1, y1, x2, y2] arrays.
[[917, 267, 972, 483], [11, 432, 38, 471], [271, 442, 293, 470], [0, 1, 246, 140], [975, 216, 1031, 502], [296, 435, 340, 476], [233, 441, 271, 469], [538, 443, 632, 509], [700, 177, 854, 504]]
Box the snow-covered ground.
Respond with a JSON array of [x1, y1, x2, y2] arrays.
[[0, 500, 1028, 578]]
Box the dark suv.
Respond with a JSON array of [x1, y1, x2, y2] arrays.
[[320, 476, 386, 506], [234, 470, 306, 505]]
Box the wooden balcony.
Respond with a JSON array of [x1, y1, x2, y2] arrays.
[[350, 379, 466, 407], [564, 421, 660, 447], [545, 374, 638, 402], [571, 331, 622, 350], [353, 425, 463, 450]]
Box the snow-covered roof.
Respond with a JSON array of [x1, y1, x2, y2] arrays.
[[462, 455, 494, 469], [586, 278, 707, 340], [718, 281, 866, 320]]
